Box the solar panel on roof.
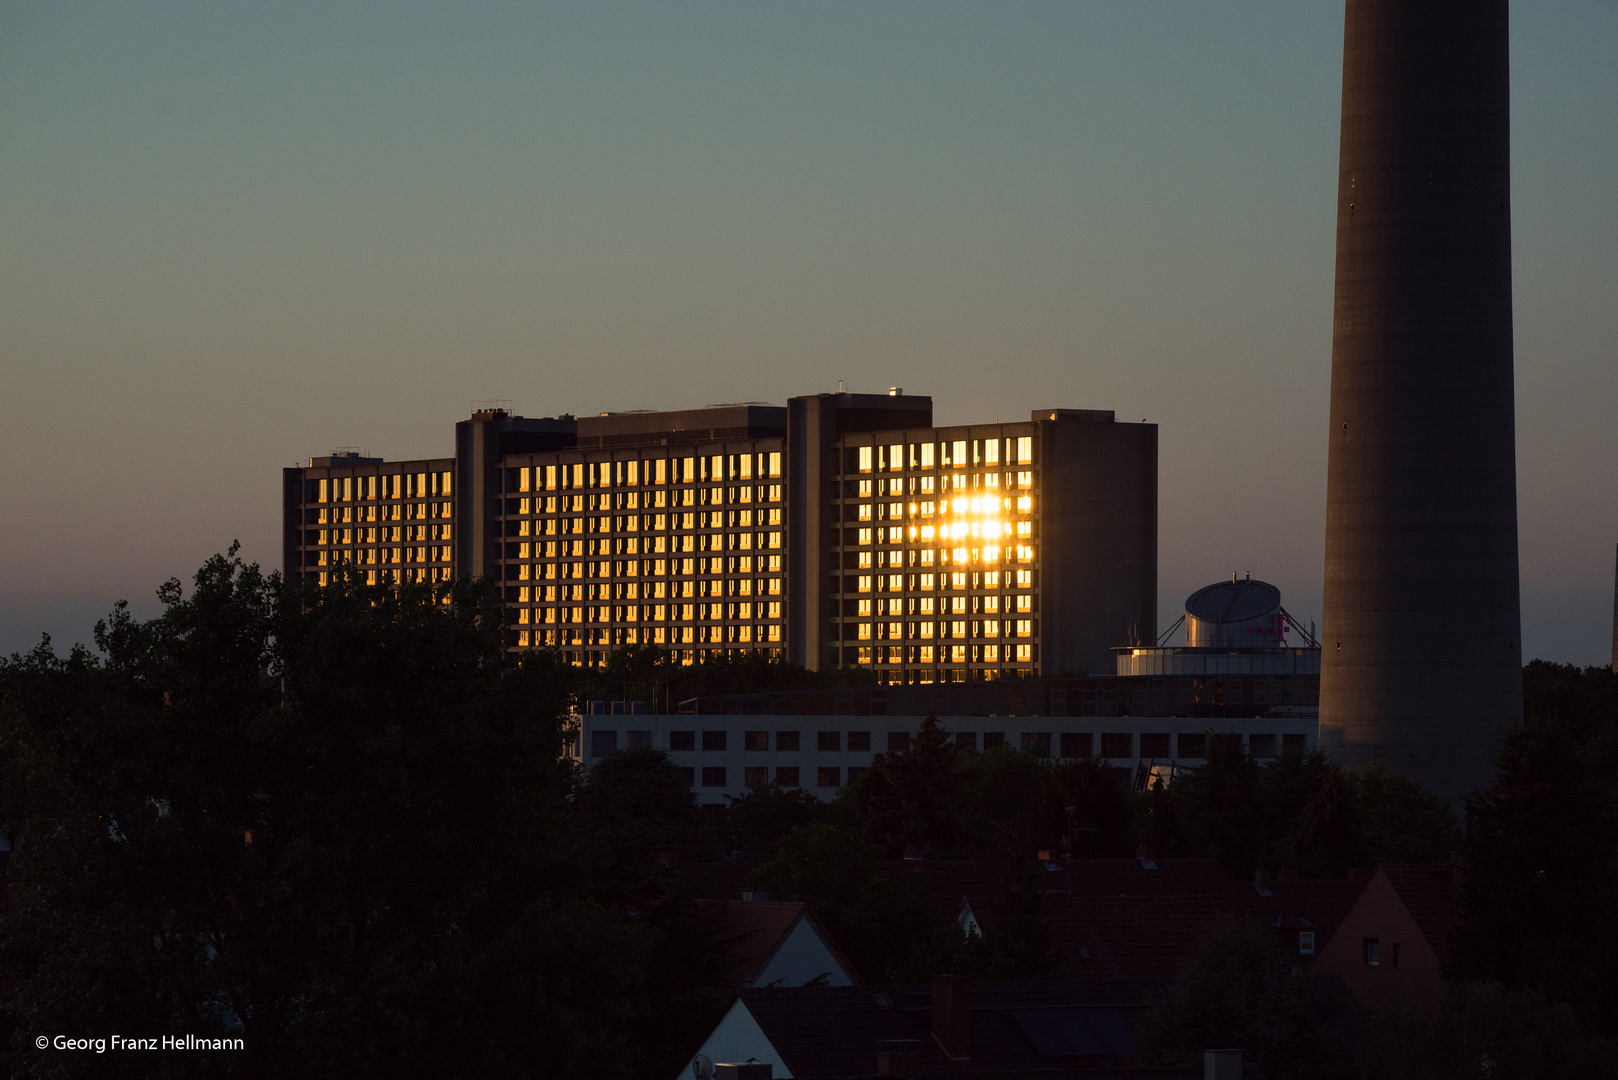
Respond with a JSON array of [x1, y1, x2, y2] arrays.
[[1012, 1008, 1131, 1057]]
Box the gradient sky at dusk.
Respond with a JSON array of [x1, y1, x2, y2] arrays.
[[2, 2, 1615, 663]]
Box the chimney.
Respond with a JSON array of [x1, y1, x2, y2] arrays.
[[931, 975, 971, 1068]]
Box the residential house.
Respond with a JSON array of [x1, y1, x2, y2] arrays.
[[1314, 863, 1457, 1010]]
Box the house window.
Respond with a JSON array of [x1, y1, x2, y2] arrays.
[[626, 731, 651, 749], [818, 731, 841, 751], [702, 730, 727, 751], [1299, 931, 1316, 956], [954, 732, 977, 750], [1100, 733, 1133, 758], [1060, 732, 1092, 758], [744, 730, 769, 751], [983, 732, 1006, 749], [1364, 938, 1380, 966], [887, 731, 911, 753], [776, 731, 801, 751], [701, 767, 727, 788], [1139, 733, 1171, 758], [1177, 732, 1208, 758], [1392, 943, 1402, 968], [669, 731, 696, 751], [817, 766, 841, 788], [745, 766, 770, 788], [678, 767, 695, 787], [847, 731, 871, 752], [1020, 732, 1051, 758], [591, 731, 617, 757], [776, 766, 800, 787]]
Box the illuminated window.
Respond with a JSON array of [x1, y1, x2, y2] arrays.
[[858, 504, 873, 521], [952, 440, 967, 466], [1017, 620, 1033, 637], [1016, 594, 1033, 612], [1017, 495, 1033, 512], [1016, 436, 1032, 464], [1017, 522, 1032, 537], [952, 573, 967, 590], [857, 599, 873, 617], [858, 528, 873, 545], [858, 446, 873, 473]]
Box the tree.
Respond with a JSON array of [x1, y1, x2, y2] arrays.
[[956, 860, 1058, 981], [0, 555, 674, 1079], [1136, 918, 1388, 1080], [1387, 982, 1615, 1080], [747, 824, 957, 981], [1352, 762, 1458, 863], [852, 714, 968, 855], [720, 783, 833, 856], [1289, 764, 1368, 876]]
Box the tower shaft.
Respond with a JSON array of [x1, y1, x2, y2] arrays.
[[1320, 0, 1521, 798]]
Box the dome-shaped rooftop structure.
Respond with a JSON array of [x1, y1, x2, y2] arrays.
[[1185, 576, 1283, 648]]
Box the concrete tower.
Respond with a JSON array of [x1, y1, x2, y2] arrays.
[[1320, 0, 1521, 799]]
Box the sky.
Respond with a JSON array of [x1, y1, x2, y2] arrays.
[[2, 2, 1615, 664]]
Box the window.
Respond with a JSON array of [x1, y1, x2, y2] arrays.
[[626, 731, 651, 749], [818, 731, 841, 752], [776, 731, 801, 751], [702, 730, 727, 751], [1299, 932, 1316, 956], [1020, 732, 1051, 758], [954, 732, 977, 750], [1100, 733, 1133, 758], [983, 732, 1006, 749], [678, 767, 695, 787], [591, 731, 617, 757], [1392, 943, 1402, 968], [776, 766, 800, 788], [1249, 733, 1278, 759], [847, 731, 871, 752], [1060, 732, 1092, 758], [744, 730, 769, 751], [817, 766, 841, 788], [1140, 733, 1171, 758], [1364, 938, 1380, 966], [745, 766, 770, 788], [1177, 733, 1208, 758], [702, 767, 727, 788], [886, 731, 911, 753]]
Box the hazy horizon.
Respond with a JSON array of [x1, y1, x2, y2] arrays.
[[3, 3, 1615, 666]]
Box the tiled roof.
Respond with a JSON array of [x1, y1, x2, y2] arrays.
[[1380, 863, 1458, 965], [1240, 876, 1361, 950], [964, 858, 1240, 984], [737, 980, 1161, 1079], [710, 900, 811, 991]]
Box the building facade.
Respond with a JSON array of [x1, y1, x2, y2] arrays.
[[281, 391, 1157, 683]]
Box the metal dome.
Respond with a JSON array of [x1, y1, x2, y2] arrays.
[[1185, 578, 1282, 624]]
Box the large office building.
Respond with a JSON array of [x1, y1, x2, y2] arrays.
[[282, 390, 1156, 683]]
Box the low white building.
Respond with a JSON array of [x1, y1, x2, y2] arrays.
[[572, 711, 1318, 804]]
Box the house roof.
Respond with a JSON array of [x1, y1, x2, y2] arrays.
[[962, 858, 1240, 984], [1379, 863, 1458, 965], [710, 900, 861, 990], [736, 980, 1163, 1079], [1240, 876, 1361, 949]]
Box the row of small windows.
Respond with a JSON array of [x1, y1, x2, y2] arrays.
[[854, 437, 1033, 473], [512, 453, 783, 492], [312, 568, 452, 586], [596, 729, 1304, 759], [311, 547, 450, 567], [852, 593, 1034, 616], [511, 555, 782, 581], [509, 488, 781, 515], [516, 602, 783, 623], [516, 579, 781, 602], [308, 472, 451, 503], [849, 474, 1033, 498], [843, 567, 1036, 593], [509, 511, 781, 536], [852, 620, 1036, 640], [855, 644, 1038, 666], [849, 495, 1035, 523], [306, 503, 451, 525], [309, 525, 449, 545], [517, 625, 781, 648]]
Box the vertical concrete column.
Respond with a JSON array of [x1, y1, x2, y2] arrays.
[[1320, 0, 1522, 798]]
